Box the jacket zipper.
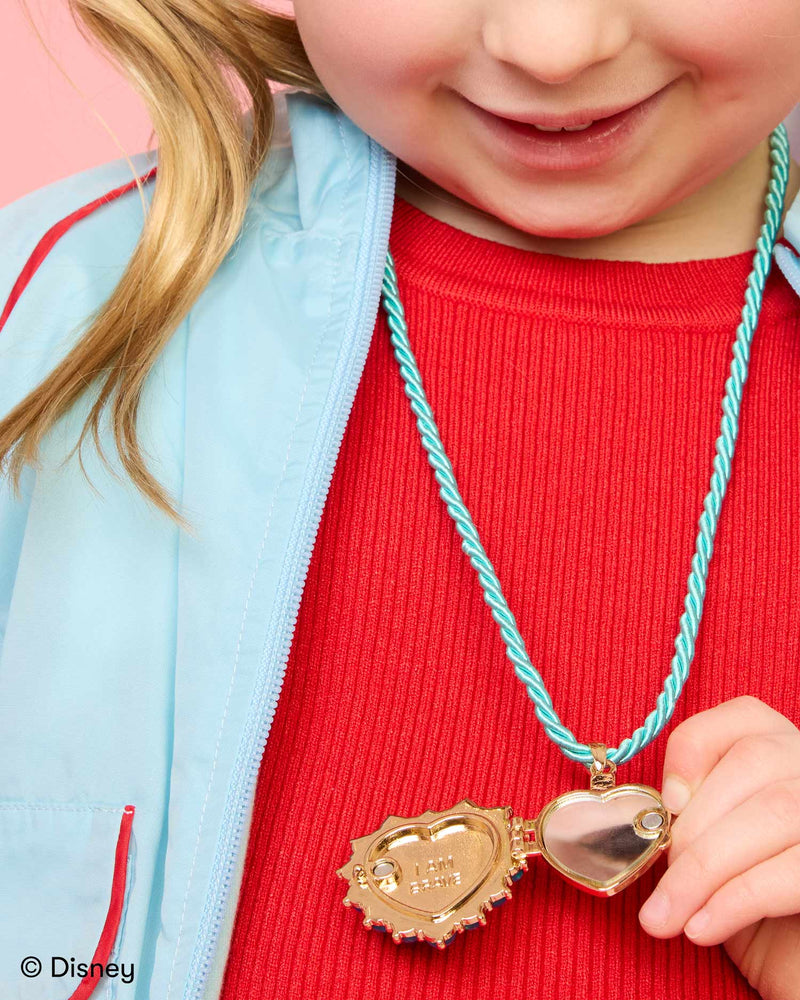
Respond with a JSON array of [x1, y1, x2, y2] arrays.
[[183, 136, 397, 1000]]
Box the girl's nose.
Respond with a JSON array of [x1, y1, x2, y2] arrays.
[[481, 0, 633, 86]]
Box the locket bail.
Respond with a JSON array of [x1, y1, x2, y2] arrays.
[[588, 742, 617, 789]]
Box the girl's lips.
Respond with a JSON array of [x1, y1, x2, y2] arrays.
[[463, 80, 677, 171]]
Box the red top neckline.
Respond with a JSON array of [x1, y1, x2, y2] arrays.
[[391, 195, 799, 328]]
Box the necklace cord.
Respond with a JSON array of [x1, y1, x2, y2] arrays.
[[380, 125, 791, 768]]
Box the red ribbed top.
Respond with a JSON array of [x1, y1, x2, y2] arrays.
[[219, 194, 800, 999]]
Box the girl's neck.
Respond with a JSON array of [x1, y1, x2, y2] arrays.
[[395, 137, 800, 264]]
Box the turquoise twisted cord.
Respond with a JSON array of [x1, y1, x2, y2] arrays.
[[380, 123, 791, 769]]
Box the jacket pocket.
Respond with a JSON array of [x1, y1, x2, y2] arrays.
[[0, 801, 136, 1000]]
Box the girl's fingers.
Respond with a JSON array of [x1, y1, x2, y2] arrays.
[[639, 777, 800, 938], [661, 697, 799, 814], [664, 729, 800, 865], [659, 696, 800, 860], [681, 842, 800, 946]]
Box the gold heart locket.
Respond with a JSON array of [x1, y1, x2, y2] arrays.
[[337, 745, 672, 948]]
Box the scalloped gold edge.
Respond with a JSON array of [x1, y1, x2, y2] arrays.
[[336, 799, 528, 947]]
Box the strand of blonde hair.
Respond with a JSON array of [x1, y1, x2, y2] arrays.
[[0, 0, 329, 534]]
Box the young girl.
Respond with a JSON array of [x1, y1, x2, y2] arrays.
[[1, 2, 800, 999]]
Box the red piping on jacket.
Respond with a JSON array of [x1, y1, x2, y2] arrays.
[[0, 165, 158, 335], [68, 804, 136, 1000]]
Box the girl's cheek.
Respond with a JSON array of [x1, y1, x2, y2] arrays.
[[292, 0, 478, 93], [651, 0, 800, 81]]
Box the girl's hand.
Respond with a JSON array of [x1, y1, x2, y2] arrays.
[[637, 695, 800, 1000]]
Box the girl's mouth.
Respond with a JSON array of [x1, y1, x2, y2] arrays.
[[462, 80, 677, 171]]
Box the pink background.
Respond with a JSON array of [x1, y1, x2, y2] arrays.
[[2, 1, 799, 209], [0, 0, 290, 207], [2, 0, 154, 207]]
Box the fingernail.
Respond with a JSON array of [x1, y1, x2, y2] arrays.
[[661, 775, 691, 814], [684, 909, 711, 938], [639, 888, 671, 928]]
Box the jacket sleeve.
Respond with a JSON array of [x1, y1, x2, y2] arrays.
[[0, 149, 158, 655]]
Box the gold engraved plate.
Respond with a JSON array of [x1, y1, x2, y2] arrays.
[[336, 799, 529, 948]]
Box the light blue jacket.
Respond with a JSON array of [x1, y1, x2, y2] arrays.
[[1, 88, 799, 1000]]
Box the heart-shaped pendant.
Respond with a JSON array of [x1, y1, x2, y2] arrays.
[[337, 746, 673, 944], [526, 783, 671, 896], [336, 800, 529, 948], [523, 742, 671, 896]]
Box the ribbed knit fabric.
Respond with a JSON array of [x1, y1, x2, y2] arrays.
[[218, 194, 800, 1000]]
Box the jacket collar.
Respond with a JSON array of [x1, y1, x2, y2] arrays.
[[774, 165, 800, 293]]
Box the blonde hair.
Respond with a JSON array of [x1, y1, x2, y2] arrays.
[[0, 1, 329, 533]]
